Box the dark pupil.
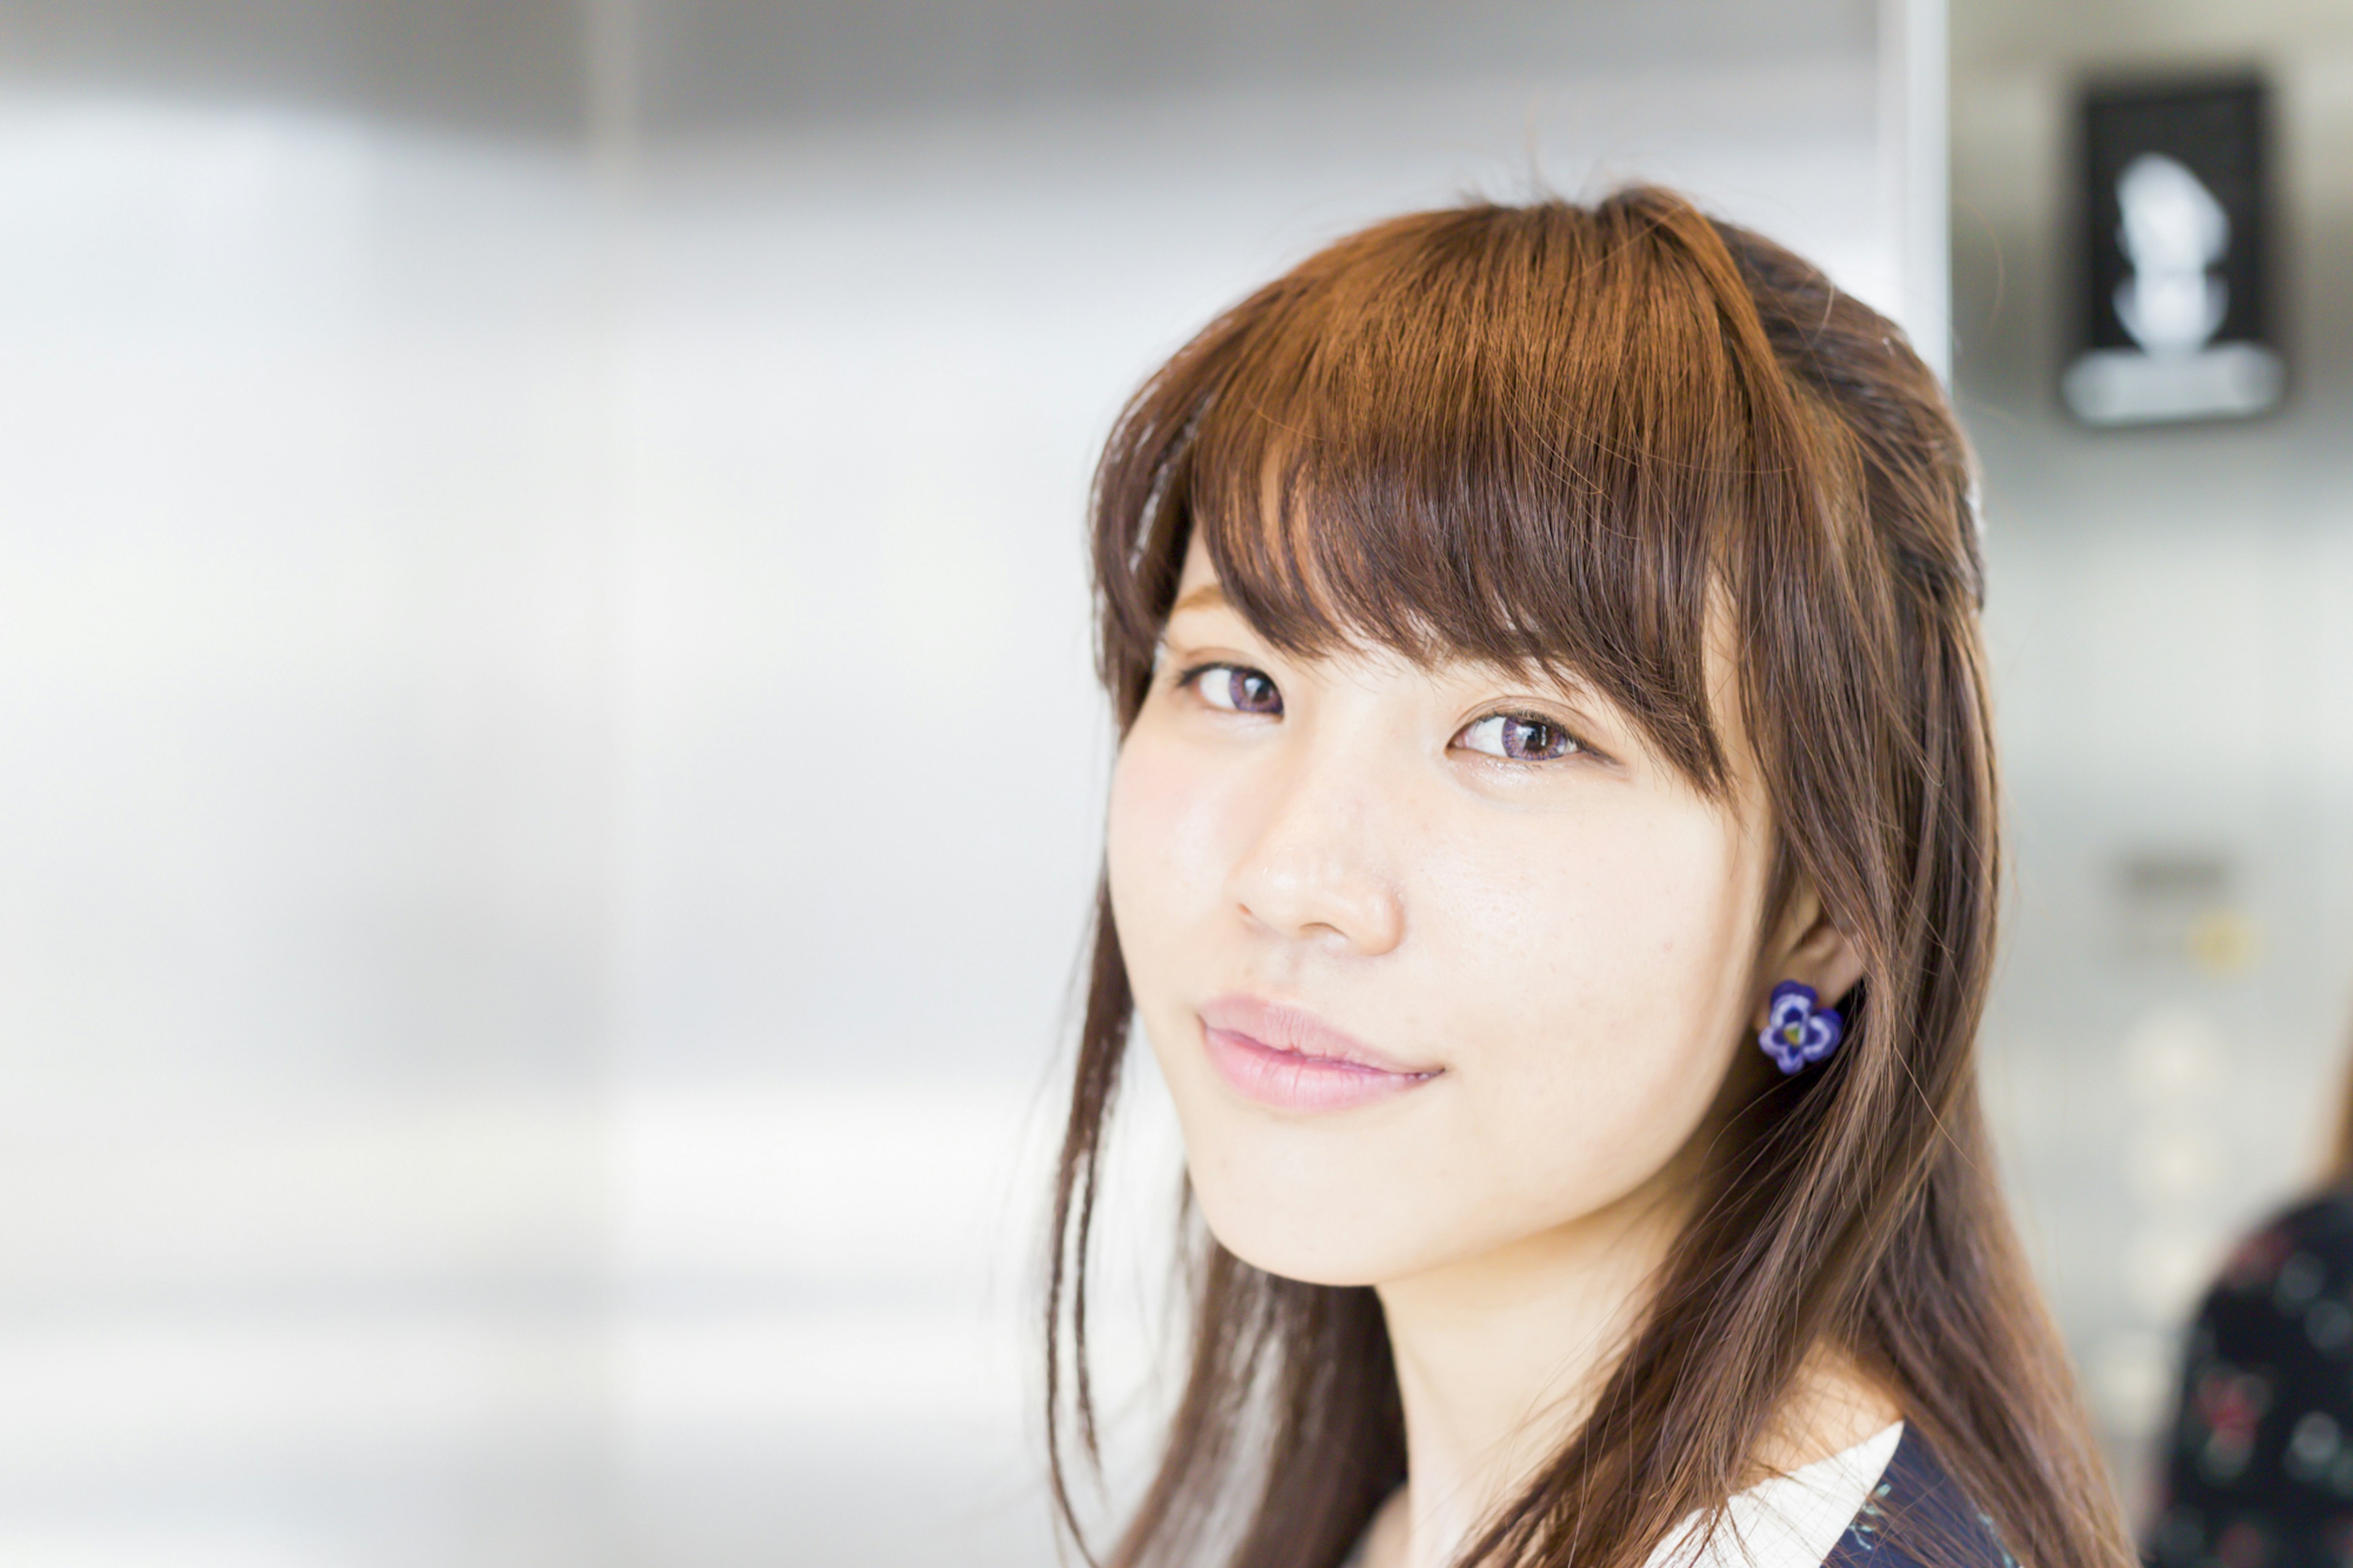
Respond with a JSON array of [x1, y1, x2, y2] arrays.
[[1232, 672, 1278, 713], [1505, 718, 1556, 759]]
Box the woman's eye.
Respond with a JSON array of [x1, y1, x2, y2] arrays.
[[1456, 713, 1580, 762], [1188, 664, 1283, 716]]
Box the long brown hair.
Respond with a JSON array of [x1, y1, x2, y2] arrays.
[[1045, 189, 2130, 1568]]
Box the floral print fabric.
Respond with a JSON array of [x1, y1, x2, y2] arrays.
[[2150, 1194, 2353, 1568], [1825, 1426, 2015, 1568]]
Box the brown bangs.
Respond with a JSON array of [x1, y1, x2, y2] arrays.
[[1099, 199, 1811, 795]]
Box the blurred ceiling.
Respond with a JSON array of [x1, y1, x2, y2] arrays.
[[634, 0, 1874, 133], [0, 0, 1876, 139], [0, 0, 593, 137]]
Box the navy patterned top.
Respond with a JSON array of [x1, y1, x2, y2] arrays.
[[2149, 1193, 2353, 1568], [1826, 1425, 2018, 1568]]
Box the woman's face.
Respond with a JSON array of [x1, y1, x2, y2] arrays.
[[1105, 533, 1787, 1287]]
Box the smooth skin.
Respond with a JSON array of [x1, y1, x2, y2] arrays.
[[1105, 534, 1887, 1568]]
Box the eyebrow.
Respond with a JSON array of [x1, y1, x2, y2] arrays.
[[1170, 582, 1228, 615]]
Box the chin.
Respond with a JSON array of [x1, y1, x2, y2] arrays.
[[1188, 1163, 1448, 1289], [1200, 1214, 1394, 1287]]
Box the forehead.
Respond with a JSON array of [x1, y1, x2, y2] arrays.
[[1172, 528, 1221, 596]]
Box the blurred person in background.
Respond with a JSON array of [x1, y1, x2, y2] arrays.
[[2146, 1029, 2353, 1568], [1041, 188, 2133, 1568]]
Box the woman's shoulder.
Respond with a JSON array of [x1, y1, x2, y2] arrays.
[[1823, 1426, 2018, 1568]]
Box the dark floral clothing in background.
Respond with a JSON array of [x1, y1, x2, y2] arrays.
[[2150, 1193, 2353, 1568]]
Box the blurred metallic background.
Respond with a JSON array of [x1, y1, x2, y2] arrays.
[[1953, 0, 2353, 1515], [0, 0, 2342, 1564]]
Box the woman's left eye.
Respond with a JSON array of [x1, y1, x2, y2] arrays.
[[1185, 663, 1284, 716], [1455, 713, 1581, 762]]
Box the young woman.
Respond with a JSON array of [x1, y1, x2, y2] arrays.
[[1043, 187, 2134, 1568]]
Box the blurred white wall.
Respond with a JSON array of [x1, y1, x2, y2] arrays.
[[0, 4, 1942, 1564]]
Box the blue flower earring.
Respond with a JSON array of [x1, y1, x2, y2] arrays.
[[1759, 981, 1844, 1075]]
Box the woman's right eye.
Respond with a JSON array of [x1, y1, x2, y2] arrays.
[[1184, 663, 1283, 716]]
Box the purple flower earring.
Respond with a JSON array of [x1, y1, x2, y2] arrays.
[[1759, 981, 1844, 1075]]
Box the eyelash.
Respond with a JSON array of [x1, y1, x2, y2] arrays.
[[1172, 661, 1602, 765]]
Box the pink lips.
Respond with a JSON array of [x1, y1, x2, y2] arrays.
[[1197, 994, 1439, 1113]]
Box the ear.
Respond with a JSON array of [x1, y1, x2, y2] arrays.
[[1751, 882, 1866, 1029]]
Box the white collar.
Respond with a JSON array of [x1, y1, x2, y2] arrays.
[[1643, 1422, 1906, 1568], [1343, 1420, 1904, 1568]]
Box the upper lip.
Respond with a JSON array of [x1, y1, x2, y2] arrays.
[[1198, 994, 1438, 1077]]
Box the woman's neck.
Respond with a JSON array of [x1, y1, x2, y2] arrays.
[[1363, 1181, 1683, 1568], [1357, 1180, 1898, 1568]]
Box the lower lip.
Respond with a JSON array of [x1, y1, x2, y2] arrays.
[[1201, 1025, 1437, 1113]]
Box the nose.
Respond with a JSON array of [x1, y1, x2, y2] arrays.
[[1224, 747, 1406, 957]]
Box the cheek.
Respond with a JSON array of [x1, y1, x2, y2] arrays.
[[1105, 730, 1264, 1197], [1428, 808, 1747, 1023], [1105, 729, 1235, 993], [1411, 801, 1760, 1195]]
